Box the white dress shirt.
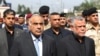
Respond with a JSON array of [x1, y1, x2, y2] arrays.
[[31, 33, 43, 56]]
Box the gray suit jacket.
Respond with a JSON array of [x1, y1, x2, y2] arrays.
[[0, 28, 24, 56], [10, 32, 56, 56]]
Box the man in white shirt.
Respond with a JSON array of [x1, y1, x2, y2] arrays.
[[10, 14, 56, 56]]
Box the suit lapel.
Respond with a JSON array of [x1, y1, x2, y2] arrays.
[[1, 28, 21, 55], [85, 38, 90, 56], [14, 28, 20, 39], [68, 35, 81, 56], [49, 28, 54, 37], [27, 33, 38, 56], [3, 28, 20, 51], [60, 29, 64, 38], [42, 34, 48, 56], [2, 28, 8, 52]]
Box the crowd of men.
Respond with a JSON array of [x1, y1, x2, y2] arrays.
[[0, 5, 100, 56]]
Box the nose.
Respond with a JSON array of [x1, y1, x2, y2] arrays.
[[10, 19, 13, 22], [81, 26, 86, 31], [37, 24, 41, 29], [56, 19, 60, 24], [95, 16, 98, 19], [44, 17, 48, 20]]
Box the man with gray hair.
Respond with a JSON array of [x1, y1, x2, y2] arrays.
[[57, 16, 95, 56], [10, 14, 56, 56]]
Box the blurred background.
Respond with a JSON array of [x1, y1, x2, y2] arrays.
[[0, 0, 100, 17]]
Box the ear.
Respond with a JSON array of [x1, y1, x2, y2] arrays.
[[70, 25, 74, 30], [87, 16, 90, 21]]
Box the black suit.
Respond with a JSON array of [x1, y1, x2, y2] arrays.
[[43, 28, 71, 56], [0, 24, 2, 28], [43, 28, 71, 40], [10, 32, 56, 56], [57, 32, 95, 56]]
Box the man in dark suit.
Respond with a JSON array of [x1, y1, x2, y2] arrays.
[[10, 14, 56, 56], [0, 9, 23, 56], [57, 16, 95, 56], [44, 12, 71, 41]]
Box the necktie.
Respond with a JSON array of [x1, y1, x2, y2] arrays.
[[34, 39, 40, 56]]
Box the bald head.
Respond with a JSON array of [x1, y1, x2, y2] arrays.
[[28, 14, 44, 23], [28, 14, 44, 37]]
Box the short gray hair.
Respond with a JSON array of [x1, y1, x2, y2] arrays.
[[70, 16, 85, 26]]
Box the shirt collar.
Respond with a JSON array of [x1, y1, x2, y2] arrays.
[[72, 32, 85, 43], [31, 33, 42, 41], [5, 27, 14, 35], [88, 23, 100, 30], [21, 24, 25, 26], [50, 28, 62, 35]]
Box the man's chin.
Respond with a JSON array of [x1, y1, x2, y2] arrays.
[[80, 34, 85, 37], [54, 26, 60, 28], [7, 25, 14, 28], [44, 20, 48, 22], [35, 33, 42, 36], [93, 21, 98, 24]]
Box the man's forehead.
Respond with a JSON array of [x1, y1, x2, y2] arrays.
[[6, 14, 14, 16], [29, 18, 44, 22], [29, 16, 42, 19], [51, 15, 60, 18], [29, 20, 44, 24], [7, 12, 14, 15], [91, 13, 98, 15], [41, 14, 49, 16], [75, 20, 86, 24], [51, 14, 59, 16]]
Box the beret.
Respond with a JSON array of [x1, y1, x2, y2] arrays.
[[26, 14, 32, 19], [87, 7, 97, 16], [60, 13, 66, 17], [82, 10, 88, 17], [39, 5, 49, 14], [19, 14, 25, 17]]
